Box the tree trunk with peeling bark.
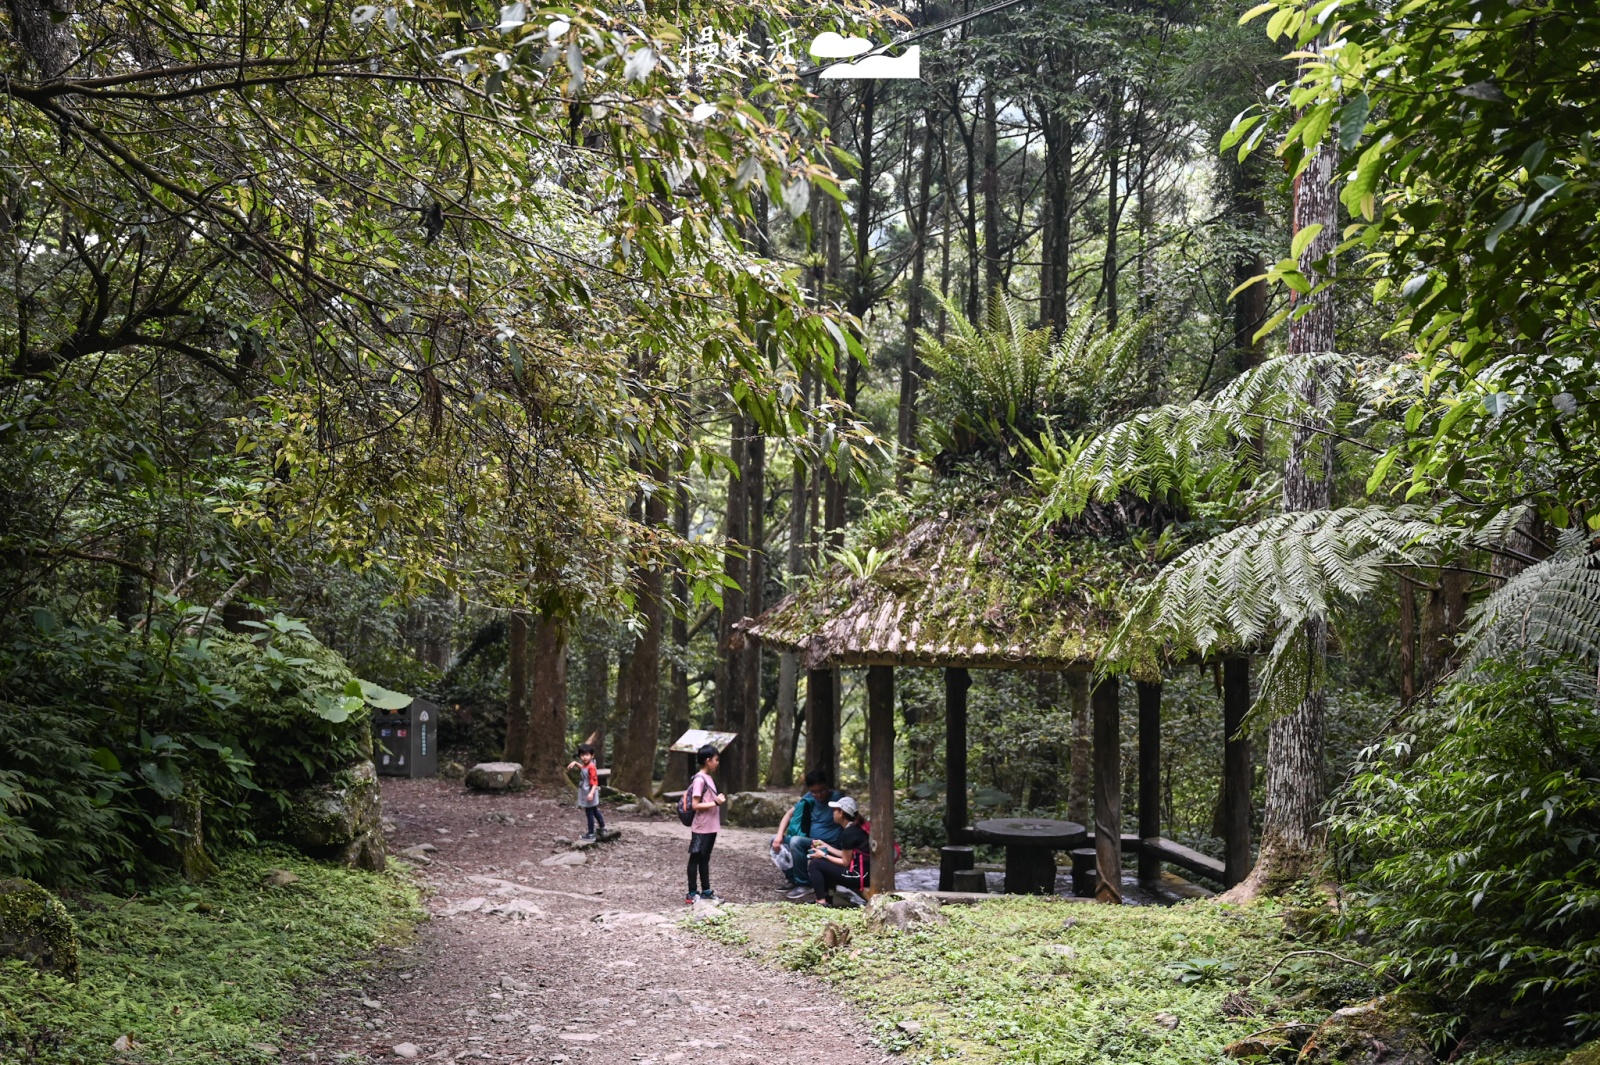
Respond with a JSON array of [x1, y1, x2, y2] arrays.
[[1225, 131, 1337, 901]]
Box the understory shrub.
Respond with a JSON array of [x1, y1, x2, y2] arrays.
[[1331, 657, 1600, 1032], [0, 611, 397, 888]]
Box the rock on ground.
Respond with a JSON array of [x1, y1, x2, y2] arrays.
[[465, 762, 524, 792], [0, 877, 81, 981], [287, 760, 386, 870], [865, 892, 946, 933], [1295, 997, 1435, 1065], [722, 791, 797, 829]]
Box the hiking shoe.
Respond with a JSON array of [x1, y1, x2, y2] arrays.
[[684, 893, 699, 905], [699, 890, 723, 903], [785, 885, 811, 900], [579, 832, 596, 841]]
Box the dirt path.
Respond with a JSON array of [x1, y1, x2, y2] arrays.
[[285, 778, 885, 1064]]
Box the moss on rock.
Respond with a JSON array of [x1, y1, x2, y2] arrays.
[[1295, 996, 1435, 1065], [1561, 1042, 1600, 1065], [0, 877, 81, 982], [286, 761, 386, 870]]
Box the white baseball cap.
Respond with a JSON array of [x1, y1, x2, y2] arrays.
[[828, 795, 859, 817]]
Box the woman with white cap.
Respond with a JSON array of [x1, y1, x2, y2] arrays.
[[805, 795, 870, 905]]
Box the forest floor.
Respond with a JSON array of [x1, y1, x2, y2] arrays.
[[283, 777, 887, 1064]]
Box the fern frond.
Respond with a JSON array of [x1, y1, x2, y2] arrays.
[[1107, 504, 1462, 663], [1035, 351, 1363, 520], [1460, 530, 1600, 674]]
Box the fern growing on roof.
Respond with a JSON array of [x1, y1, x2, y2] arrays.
[[918, 291, 1155, 466]]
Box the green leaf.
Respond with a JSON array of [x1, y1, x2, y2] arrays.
[[359, 680, 413, 710], [1291, 223, 1325, 262], [1337, 93, 1369, 152], [1239, 0, 1278, 24], [1365, 449, 1399, 495]]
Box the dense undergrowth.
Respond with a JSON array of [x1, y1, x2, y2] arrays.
[[0, 848, 420, 1064], [0, 612, 399, 888], [705, 897, 1575, 1065]]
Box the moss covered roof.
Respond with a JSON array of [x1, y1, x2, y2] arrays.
[[737, 481, 1179, 675]]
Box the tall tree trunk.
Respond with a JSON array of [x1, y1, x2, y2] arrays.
[[899, 113, 935, 489], [1419, 565, 1471, 691], [715, 413, 749, 792], [955, 85, 980, 322], [982, 83, 1001, 309], [6, 0, 79, 79], [520, 613, 570, 790], [1103, 83, 1121, 330], [613, 489, 667, 796], [740, 431, 765, 789], [1398, 574, 1416, 708], [1229, 154, 1268, 374], [669, 473, 693, 789], [1228, 130, 1337, 900], [502, 610, 531, 763], [767, 414, 809, 787], [1039, 102, 1073, 332], [580, 629, 609, 763], [1066, 670, 1091, 827]]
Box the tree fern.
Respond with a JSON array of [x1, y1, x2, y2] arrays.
[[1459, 529, 1600, 676]]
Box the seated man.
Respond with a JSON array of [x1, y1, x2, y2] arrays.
[[770, 768, 844, 899]]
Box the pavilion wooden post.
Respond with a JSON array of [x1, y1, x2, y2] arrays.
[[1092, 677, 1122, 903], [1136, 680, 1162, 884], [1222, 656, 1253, 887], [944, 667, 970, 843], [867, 665, 897, 892], [806, 667, 839, 784]]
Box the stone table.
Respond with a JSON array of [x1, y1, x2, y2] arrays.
[[970, 818, 1088, 895]]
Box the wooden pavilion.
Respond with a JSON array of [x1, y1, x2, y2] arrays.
[[736, 487, 1253, 901]]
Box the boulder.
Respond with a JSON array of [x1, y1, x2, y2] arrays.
[[1223, 1023, 1315, 1062], [0, 877, 81, 981], [722, 791, 797, 829], [635, 797, 659, 817], [287, 761, 387, 870], [1294, 998, 1434, 1065], [438, 760, 467, 781], [865, 893, 947, 933], [465, 762, 524, 792], [599, 786, 638, 804]]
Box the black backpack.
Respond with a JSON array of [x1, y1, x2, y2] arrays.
[[676, 776, 700, 827]]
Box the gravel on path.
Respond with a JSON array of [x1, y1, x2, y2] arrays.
[[283, 777, 886, 1064]]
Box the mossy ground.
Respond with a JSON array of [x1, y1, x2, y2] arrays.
[[0, 847, 420, 1064], [697, 897, 1584, 1065], [703, 897, 1363, 1065]]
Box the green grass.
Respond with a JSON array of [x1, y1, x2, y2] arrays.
[[0, 847, 421, 1064], [707, 897, 1377, 1065]]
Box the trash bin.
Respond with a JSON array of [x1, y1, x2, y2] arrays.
[[373, 697, 438, 778]]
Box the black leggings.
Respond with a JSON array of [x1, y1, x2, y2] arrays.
[[688, 832, 716, 894], [584, 806, 605, 834], [807, 856, 864, 901]]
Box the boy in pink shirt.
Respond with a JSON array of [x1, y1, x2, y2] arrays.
[[685, 744, 726, 904]]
